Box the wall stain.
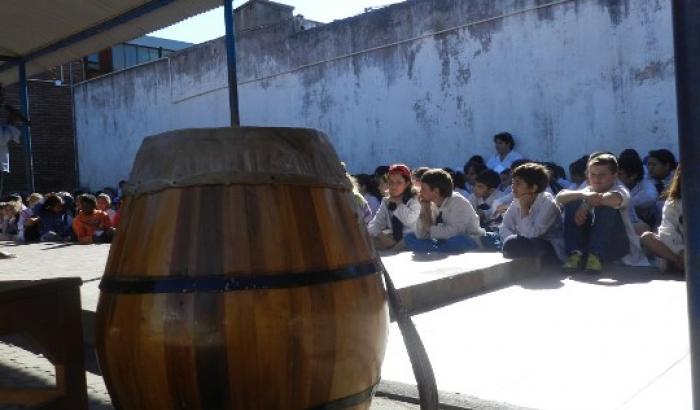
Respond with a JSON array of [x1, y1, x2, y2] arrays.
[[598, 0, 631, 26], [632, 59, 673, 85]]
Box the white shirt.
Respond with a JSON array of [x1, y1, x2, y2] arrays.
[[658, 199, 684, 254], [416, 192, 485, 241], [486, 150, 524, 174], [629, 178, 659, 209], [467, 189, 504, 220], [499, 192, 565, 260], [0, 125, 21, 173], [367, 196, 420, 237]]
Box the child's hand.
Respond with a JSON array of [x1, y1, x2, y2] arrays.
[[583, 192, 604, 207], [574, 204, 589, 226]]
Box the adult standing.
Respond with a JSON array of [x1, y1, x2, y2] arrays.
[[486, 132, 523, 174], [0, 84, 22, 198]]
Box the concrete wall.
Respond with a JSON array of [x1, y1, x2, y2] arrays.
[[74, 0, 677, 191]]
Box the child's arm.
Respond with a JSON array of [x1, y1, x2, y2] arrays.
[[414, 201, 433, 239], [555, 189, 586, 205], [429, 200, 475, 240], [367, 199, 388, 237], [72, 217, 92, 244], [515, 197, 561, 239], [499, 205, 518, 240]]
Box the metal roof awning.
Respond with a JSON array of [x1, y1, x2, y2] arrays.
[[0, 0, 223, 85]]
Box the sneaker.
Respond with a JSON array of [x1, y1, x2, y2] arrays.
[[562, 252, 582, 272], [584, 254, 603, 274]]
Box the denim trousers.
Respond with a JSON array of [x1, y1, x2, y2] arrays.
[[563, 200, 630, 261]]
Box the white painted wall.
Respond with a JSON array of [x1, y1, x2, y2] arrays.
[[74, 0, 677, 191]]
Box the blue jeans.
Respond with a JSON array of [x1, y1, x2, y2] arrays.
[[404, 233, 479, 254], [563, 200, 630, 261]]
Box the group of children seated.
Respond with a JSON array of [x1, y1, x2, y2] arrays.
[[351, 132, 684, 275], [0, 187, 121, 246]]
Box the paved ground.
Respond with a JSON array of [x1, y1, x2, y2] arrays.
[[0, 241, 692, 409]]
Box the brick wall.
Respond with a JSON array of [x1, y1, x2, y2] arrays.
[[2, 61, 84, 195]]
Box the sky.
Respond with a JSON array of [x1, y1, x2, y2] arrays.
[[150, 0, 402, 44]]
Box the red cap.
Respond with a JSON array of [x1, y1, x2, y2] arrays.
[[388, 164, 411, 179]]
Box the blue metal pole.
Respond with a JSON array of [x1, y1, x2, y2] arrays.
[[18, 63, 35, 193], [671, 1, 700, 408], [224, 0, 240, 126]]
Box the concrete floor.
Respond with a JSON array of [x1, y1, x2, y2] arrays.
[[0, 242, 692, 409]]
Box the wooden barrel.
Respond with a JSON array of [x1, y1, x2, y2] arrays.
[[95, 127, 388, 410]]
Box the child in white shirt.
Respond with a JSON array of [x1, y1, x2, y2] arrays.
[[367, 164, 420, 251], [641, 166, 684, 273], [467, 169, 503, 229], [500, 163, 564, 261], [405, 169, 497, 253]]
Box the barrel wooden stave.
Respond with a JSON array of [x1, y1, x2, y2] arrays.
[[97, 183, 387, 409]]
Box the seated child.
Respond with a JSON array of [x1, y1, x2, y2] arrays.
[[498, 169, 512, 194], [97, 193, 117, 225], [0, 200, 22, 240], [555, 154, 647, 273], [355, 174, 383, 216], [28, 194, 73, 242], [499, 163, 564, 261], [405, 169, 496, 253], [73, 194, 115, 244], [467, 169, 503, 229], [18, 193, 43, 241], [412, 167, 430, 191], [568, 156, 589, 190], [618, 154, 658, 230], [463, 159, 486, 195], [641, 166, 684, 273], [367, 164, 420, 251]]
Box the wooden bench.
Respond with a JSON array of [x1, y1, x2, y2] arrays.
[[0, 278, 88, 409]]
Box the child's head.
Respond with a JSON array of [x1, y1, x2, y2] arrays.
[[617, 155, 645, 189], [374, 165, 390, 195], [464, 162, 487, 186], [569, 156, 589, 185], [387, 164, 413, 200], [619, 148, 641, 162], [511, 163, 549, 198], [586, 153, 618, 193], [499, 169, 512, 188], [412, 167, 430, 189], [452, 171, 467, 190], [79, 194, 97, 214], [473, 170, 500, 199], [665, 165, 682, 201], [97, 193, 112, 211], [647, 149, 677, 180], [420, 169, 453, 202], [42, 194, 64, 214], [493, 132, 515, 155], [355, 173, 382, 199], [27, 193, 43, 208]]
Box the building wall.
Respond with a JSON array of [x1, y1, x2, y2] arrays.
[[3, 61, 83, 195], [74, 0, 678, 191]]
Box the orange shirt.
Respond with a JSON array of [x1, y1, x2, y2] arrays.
[[72, 210, 112, 243]]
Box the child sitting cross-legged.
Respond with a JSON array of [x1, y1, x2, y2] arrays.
[[499, 163, 564, 261], [72, 194, 115, 245], [467, 169, 503, 230], [367, 164, 420, 251], [555, 153, 647, 273], [405, 169, 498, 253], [641, 165, 684, 273]]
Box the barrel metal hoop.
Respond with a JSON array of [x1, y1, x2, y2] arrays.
[[306, 380, 379, 410], [99, 262, 378, 294]]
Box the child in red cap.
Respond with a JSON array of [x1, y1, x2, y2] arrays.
[[367, 164, 420, 251]]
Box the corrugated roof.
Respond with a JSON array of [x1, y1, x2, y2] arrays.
[[0, 0, 223, 85]]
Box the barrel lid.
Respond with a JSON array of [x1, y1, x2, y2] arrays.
[[125, 127, 351, 196]]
